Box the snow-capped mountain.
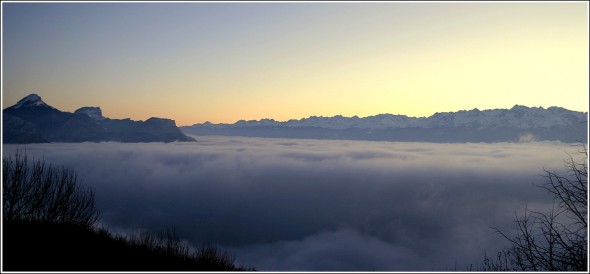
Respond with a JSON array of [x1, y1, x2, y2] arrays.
[[3, 94, 196, 144], [74, 106, 106, 120], [182, 105, 588, 143], [11, 93, 57, 110], [423, 105, 585, 129]]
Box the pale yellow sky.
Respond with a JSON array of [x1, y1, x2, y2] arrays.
[[2, 2, 588, 126]]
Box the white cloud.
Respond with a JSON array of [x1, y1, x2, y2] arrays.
[[228, 227, 421, 271], [2, 137, 581, 270], [519, 132, 538, 143]]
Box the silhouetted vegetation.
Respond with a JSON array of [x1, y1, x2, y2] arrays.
[[2, 150, 253, 271], [478, 144, 587, 271], [3, 150, 99, 227]]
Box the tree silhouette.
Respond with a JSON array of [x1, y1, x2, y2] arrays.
[[2, 150, 252, 271], [3, 150, 99, 228], [484, 144, 587, 271]]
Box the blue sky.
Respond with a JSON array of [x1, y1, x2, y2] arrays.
[[3, 2, 588, 125]]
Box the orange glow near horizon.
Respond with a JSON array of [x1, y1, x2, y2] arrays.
[[2, 2, 588, 126]]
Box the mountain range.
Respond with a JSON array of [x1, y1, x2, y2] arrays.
[[3, 94, 587, 144], [181, 106, 588, 143], [3, 94, 195, 143]]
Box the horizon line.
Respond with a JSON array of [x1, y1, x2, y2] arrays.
[[189, 104, 588, 126]]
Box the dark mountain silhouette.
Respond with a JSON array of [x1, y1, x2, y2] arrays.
[[3, 94, 196, 143], [181, 106, 588, 143]]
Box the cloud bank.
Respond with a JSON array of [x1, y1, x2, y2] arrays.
[[2, 137, 581, 271]]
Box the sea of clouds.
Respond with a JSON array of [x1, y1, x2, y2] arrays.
[[2, 136, 583, 271]]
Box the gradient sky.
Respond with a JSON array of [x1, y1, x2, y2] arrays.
[[2, 1, 588, 126]]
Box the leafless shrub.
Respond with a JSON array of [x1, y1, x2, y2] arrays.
[[3, 150, 99, 228], [122, 228, 249, 270], [487, 144, 587, 271]]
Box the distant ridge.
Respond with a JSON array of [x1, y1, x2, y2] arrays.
[[182, 106, 588, 143], [3, 93, 196, 144]]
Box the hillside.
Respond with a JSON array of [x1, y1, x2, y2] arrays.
[[3, 220, 251, 271]]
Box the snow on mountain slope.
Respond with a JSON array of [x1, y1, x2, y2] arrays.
[[190, 105, 587, 130], [11, 93, 57, 110], [426, 105, 586, 129], [4, 94, 196, 143], [74, 107, 106, 120]]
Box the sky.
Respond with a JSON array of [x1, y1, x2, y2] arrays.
[[2, 138, 582, 270], [2, 1, 588, 126]]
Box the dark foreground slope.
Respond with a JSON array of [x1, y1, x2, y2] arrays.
[[3, 220, 251, 271], [2, 151, 248, 271]]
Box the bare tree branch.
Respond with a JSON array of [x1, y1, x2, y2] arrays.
[[3, 149, 100, 228], [484, 144, 587, 271]]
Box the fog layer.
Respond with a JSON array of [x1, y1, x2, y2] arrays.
[[3, 137, 581, 271]]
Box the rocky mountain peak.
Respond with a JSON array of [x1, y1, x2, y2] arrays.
[[11, 93, 55, 110], [75, 107, 105, 120]]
